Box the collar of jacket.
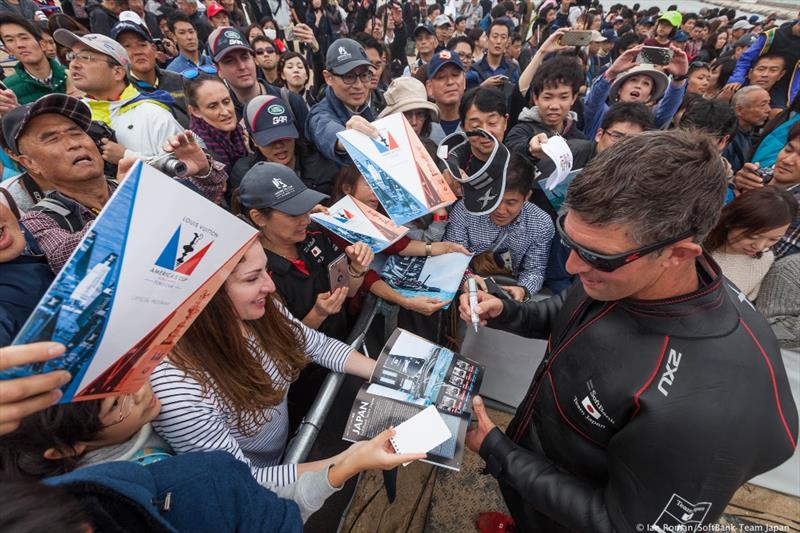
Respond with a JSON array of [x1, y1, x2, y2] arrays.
[[323, 85, 374, 121], [85, 84, 174, 127], [616, 252, 740, 338], [14, 57, 66, 88]]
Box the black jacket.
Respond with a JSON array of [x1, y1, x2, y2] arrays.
[[480, 255, 798, 532], [86, 1, 118, 36]]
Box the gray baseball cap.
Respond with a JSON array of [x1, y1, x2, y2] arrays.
[[325, 38, 372, 75], [238, 162, 328, 216]]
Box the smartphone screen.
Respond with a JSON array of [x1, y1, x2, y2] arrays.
[[328, 254, 349, 293]]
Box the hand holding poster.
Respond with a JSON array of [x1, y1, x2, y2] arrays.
[[336, 113, 456, 225], [343, 329, 484, 470], [310, 194, 408, 253], [0, 161, 258, 402]]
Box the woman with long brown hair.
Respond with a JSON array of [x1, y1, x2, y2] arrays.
[[705, 187, 797, 300], [150, 240, 377, 487]]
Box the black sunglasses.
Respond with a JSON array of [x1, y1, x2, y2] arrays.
[[556, 214, 695, 272]]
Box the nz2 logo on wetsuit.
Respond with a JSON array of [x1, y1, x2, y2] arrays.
[[658, 349, 682, 397]]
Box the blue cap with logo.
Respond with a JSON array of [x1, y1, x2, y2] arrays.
[[427, 49, 464, 78], [244, 94, 298, 147]]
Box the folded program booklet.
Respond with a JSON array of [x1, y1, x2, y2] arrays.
[[343, 328, 484, 470]]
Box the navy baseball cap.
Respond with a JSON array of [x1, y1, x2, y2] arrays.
[[244, 95, 298, 147], [600, 29, 618, 42], [111, 11, 152, 42], [639, 16, 654, 26], [208, 26, 251, 62], [239, 162, 328, 216], [672, 30, 689, 43], [326, 38, 371, 75], [414, 22, 435, 37], [427, 49, 464, 78]]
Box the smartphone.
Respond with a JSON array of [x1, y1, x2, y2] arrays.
[[558, 30, 593, 47], [755, 167, 774, 185], [0, 80, 6, 91], [636, 46, 674, 66], [328, 254, 349, 294]]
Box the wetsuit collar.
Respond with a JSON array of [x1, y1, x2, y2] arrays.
[[617, 252, 740, 338]]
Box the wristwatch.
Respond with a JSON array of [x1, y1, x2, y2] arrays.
[[672, 74, 689, 82], [425, 241, 433, 256]]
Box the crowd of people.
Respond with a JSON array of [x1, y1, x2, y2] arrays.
[[0, 0, 798, 531]]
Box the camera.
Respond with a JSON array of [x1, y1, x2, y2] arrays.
[[755, 166, 774, 185], [146, 153, 188, 178]]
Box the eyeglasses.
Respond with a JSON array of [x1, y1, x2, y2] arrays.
[[181, 64, 218, 79], [403, 109, 429, 121], [456, 51, 474, 62], [556, 213, 695, 272], [103, 394, 134, 429], [255, 46, 276, 55], [333, 69, 373, 85], [689, 61, 710, 69], [66, 51, 115, 66], [601, 129, 628, 141]]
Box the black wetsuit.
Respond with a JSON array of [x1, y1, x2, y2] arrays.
[[479, 254, 798, 532]]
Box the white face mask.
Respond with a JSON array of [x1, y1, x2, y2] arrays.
[[265, 28, 277, 40]]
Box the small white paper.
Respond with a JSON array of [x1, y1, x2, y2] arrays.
[[390, 405, 452, 465], [540, 135, 574, 191]]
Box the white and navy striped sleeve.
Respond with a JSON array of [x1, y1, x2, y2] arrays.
[[150, 362, 297, 487], [281, 303, 352, 373]]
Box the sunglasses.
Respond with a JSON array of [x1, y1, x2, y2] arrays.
[[556, 213, 694, 272], [181, 64, 218, 79], [255, 46, 276, 55]]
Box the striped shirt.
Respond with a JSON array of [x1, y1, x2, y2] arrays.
[[443, 200, 554, 294], [150, 303, 352, 487]]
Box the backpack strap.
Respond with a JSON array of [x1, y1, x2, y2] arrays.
[[28, 193, 86, 233]]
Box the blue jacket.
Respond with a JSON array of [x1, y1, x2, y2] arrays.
[[306, 86, 375, 166], [0, 228, 53, 346], [44, 451, 303, 533], [728, 24, 800, 109], [582, 73, 686, 138], [752, 113, 800, 168]]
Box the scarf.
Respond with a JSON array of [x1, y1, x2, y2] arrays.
[[189, 115, 248, 172]]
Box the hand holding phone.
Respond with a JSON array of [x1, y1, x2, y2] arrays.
[[636, 46, 674, 66], [558, 30, 592, 47], [328, 254, 350, 293]]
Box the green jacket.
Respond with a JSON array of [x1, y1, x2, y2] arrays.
[[5, 58, 67, 104]]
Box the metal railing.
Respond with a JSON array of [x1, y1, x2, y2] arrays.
[[283, 294, 382, 464]]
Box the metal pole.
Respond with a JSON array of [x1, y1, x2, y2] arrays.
[[283, 295, 380, 464]]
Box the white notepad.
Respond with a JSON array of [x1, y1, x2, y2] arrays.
[[390, 405, 452, 465]]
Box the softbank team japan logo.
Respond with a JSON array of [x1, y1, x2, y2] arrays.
[[647, 493, 712, 532], [581, 396, 602, 420], [155, 224, 214, 276]]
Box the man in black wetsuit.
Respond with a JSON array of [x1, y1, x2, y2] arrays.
[[460, 129, 798, 533]]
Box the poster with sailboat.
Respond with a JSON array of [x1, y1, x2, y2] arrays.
[[310, 194, 408, 253], [0, 161, 258, 402], [380, 252, 471, 306], [336, 113, 457, 225]]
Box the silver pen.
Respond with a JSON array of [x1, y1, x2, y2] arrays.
[[468, 277, 480, 333]]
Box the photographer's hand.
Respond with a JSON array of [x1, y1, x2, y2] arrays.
[[162, 131, 209, 176]]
